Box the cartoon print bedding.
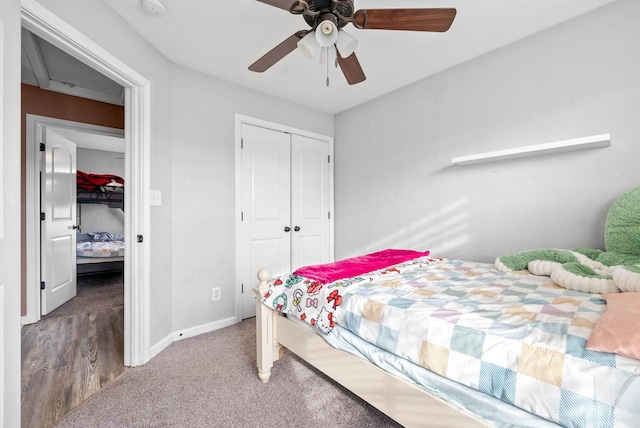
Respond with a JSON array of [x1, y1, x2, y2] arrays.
[[261, 255, 640, 427], [262, 252, 438, 333]]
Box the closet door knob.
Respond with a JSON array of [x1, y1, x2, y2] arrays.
[[284, 226, 291, 232], [294, 226, 300, 232], [72, 225, 81, 231]]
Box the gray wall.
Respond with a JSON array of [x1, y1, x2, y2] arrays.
[[334, 0, 640, 263], [169, 65, 333, 332]]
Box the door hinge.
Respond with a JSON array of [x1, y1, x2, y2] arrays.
[[39, 143, 45, 151], [40, 281, 45, 290], [241, 283, 244, 293], [137, 235, 143, 243], [241, 211, 244, 221], [40, 212, 45, 221], [241, 138, 243, 149], [328, 155, 330, 163], [328, 212, 331, 220]]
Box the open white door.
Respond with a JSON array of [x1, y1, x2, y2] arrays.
[[40, 127, 77, 315]]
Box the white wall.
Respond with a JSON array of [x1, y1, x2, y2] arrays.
[[77, 147, 124, 177], [170, 65, 333, 332], [77, 148, 125, 235], [2, 0, 23, 425], [334, 0, 640, 263]]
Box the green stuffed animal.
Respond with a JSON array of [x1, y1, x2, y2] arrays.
[[495, 186, 640, 294]]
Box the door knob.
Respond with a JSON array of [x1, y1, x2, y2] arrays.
[[294, 226, 300, 232], [284, 226, 291, 232], [72, 225, 81, 231]]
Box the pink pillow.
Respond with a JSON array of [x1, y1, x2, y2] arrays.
[[586, 292, 640, 360]]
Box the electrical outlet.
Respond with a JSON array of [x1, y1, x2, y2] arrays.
[[212, 287, 221, 302]]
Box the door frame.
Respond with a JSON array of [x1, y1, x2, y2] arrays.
[[25, 115, 124, 319], [21, 0, 151, 366], [234, 114, 335, 322]]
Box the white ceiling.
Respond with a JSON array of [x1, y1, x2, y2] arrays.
[[22, 29, 125, 152], [21, 30, 125, 106], [54, 128, 125, 153], [103, 0, 614, 114]]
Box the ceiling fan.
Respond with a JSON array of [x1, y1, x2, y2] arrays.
[[249, 0, 457, 85]]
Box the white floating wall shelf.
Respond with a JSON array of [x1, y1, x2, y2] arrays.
[[451, 133, 611, 166]]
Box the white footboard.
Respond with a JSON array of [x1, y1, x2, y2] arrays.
[[254, 268, 490, 427], [253, 269, 282, 383]]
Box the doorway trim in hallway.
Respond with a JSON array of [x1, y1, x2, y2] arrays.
[[21, 0, 151, 366]]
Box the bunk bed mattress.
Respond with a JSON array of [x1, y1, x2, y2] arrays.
[[76, 240, 125, 258], [264, 257, 640, 427]]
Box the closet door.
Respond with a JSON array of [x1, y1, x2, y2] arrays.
[[290, 134, 330, 270], [240, 124, 291, 318]]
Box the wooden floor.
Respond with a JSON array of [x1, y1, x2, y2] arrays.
[[21, 303, 124, 428]]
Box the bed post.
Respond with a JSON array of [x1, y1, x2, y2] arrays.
[[254, 269, 280, 383]]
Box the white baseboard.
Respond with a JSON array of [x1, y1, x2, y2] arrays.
[[149, 333, 174, 360], [149, 316, 238, 360]]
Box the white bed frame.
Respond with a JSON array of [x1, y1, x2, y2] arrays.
[[254, 269, 490, 428]]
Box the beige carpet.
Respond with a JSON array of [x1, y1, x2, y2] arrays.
[[56, 317, 402, 428]]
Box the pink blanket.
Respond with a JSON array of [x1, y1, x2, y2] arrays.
[[293, 249, 430, 284]]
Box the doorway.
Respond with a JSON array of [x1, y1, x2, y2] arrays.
[[21, 0, 151, 366], [22, 121, 127, 428], [26, 116, 125, 316]]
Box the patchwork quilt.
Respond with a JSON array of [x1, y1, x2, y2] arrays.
[[76, 240, 125, 258], [334, 259, 640, 427]]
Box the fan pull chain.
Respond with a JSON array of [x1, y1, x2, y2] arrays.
[[326, 52, 330, 87]]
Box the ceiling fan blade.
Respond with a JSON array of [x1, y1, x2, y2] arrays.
[[353, 8, 457, 32], [249, 30, 309, 73], [255, 0, 299, 11], [336, 50, 366, 85]]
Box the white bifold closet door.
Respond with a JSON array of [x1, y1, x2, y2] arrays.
[[240, 123, 330, 319]]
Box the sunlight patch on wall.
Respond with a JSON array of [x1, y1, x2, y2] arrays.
[[360, 198, 471, 257]]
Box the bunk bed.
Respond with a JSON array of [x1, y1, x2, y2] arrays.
[[76, 170, 125, 275], [76, 170, 124, 209]]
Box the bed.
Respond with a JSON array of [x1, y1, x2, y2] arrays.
[[76, 232, 124, 275], [254, 251, 640, 427]]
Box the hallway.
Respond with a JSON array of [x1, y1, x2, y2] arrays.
[[21, 273, 124, 428]]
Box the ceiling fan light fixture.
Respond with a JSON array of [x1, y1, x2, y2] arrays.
[[336, 29, 358, 57], [315, 20, 338, 48], [297, 32, 320, 59]]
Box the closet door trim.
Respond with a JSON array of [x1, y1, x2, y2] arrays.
[[234, 114, 334, 322]]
